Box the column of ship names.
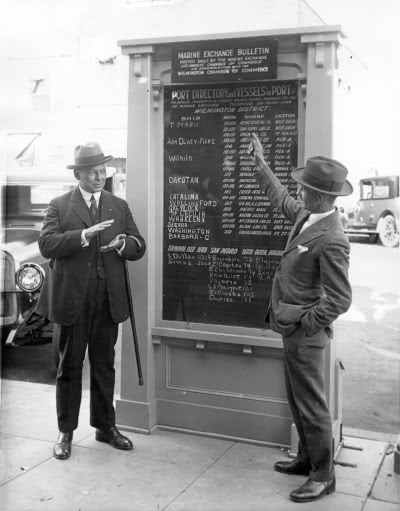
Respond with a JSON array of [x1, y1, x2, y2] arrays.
[[163, 80, 298, 327]]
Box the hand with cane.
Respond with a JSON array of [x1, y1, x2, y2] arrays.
[[101, 233, 144, 386]]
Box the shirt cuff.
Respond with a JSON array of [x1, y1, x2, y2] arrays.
[[81, 230, 89, 247], [116, 239, 126, 256]]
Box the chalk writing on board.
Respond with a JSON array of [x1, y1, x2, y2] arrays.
[[163, 80, 298, 327]]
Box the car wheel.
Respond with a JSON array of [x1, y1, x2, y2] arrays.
[[378, 214, 399, 248]]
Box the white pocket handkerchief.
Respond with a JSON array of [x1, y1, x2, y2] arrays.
[[297, 244, 309, 254]]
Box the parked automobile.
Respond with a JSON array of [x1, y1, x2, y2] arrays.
[[1, 170, 76, 345], [345, 175, 400, 247], [1, 167, 120, 346]]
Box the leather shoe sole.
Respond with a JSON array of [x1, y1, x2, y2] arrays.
[[290, 477, 336, 502], [95, 429, 133, 450], [54, 449, 71, 460], [274, 460, 311, 476], [53, 432, 73, 460]]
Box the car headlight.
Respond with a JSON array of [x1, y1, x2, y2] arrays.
[[15, 263, 45, 293]]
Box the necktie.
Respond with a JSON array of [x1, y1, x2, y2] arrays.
[[291, 214, 310, 239], [90, 194, 98, 221], [299, 216, 312, 234]]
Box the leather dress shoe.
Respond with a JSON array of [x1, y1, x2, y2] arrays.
[[290, 477, 336, 502], [53, 432, 73, 460], [274, 459, 311, 476], [95, 426, 133, 450]]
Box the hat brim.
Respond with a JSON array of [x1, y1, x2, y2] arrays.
[[66, 155, 113, 169], [291, 167, 353, 196]]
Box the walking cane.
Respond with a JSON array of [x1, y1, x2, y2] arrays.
[[123, 260, 144, 386]]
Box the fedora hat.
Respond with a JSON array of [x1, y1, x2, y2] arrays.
[[291, 156, 353, 196], [66, 141, 113, 169]]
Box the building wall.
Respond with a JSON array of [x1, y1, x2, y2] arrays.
[[0, 0, 324, 166]]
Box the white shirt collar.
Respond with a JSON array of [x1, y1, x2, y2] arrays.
[[299, 208, 336, 234], [308, 208, 336, 221], [78, 184, 101, 204]]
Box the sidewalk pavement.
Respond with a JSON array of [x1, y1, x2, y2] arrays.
[[1, 379, 399, 511]]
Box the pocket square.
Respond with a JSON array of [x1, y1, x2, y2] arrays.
[[297, 244, 309, 254]]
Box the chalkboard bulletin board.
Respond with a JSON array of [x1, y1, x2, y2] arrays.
[[163, 80, 298, 328]]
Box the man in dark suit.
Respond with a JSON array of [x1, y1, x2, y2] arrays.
[[250, 133, 352, 503], [37, 142, 146, 460]]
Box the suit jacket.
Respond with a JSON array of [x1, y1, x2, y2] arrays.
[[256, 170, 352, 340], [36, 186, 146, 325]]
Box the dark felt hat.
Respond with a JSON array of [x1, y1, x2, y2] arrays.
[[66, 142, 113, 169], [291, 156, 353, 196]]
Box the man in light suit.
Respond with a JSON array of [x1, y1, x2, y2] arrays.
[[37, 142, 146, 460], [250, 133, 352, 503]]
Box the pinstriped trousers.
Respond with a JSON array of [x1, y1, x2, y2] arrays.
[[282, 327, 334, 482]]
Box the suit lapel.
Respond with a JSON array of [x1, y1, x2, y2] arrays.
[[286, 210, 310, 247], [71, 188, 114, 227], [71, 186, 92, 227], [284, 227, 324, 255], [98, 191, 115, 246], [100, 191, 113, 221], [284, 210, 339, 255]]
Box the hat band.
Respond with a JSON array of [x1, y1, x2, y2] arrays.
[[303, 172, 345, 193], [75, 153, 106, 166]]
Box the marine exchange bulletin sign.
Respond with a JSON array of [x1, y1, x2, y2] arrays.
[[172, 37, 278, 83]]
